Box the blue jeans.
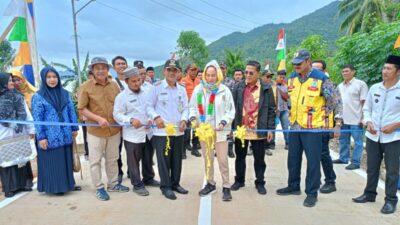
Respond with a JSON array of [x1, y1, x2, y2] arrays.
[[339, 124, 364, 166], [278, 110, 289, 145]]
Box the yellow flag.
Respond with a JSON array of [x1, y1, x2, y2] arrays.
[[395, 35, 400, 49], [277, 59, 286, 71], [13, 42, 32, 66]]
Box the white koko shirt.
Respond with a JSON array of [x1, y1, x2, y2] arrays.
[[363, 80, 400, 143]]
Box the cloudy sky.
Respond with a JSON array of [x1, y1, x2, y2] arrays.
[[0, 0, 335, 68]]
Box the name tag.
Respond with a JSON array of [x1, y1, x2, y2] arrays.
[[129, 99, 137, 103], [396, 96, 400, 100], [160, 92, 167, 96], [373, 93, 380, 97]]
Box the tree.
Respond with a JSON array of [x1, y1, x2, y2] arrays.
[[337, 0, 391, 35], [334, 21, 400, 86], [224, 49, 245, 76], [176, 31, 209, 69], [0, 40, 15, 71], [285, 35, 329, 73]]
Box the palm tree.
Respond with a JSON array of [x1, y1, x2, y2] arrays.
[[338, 0, 390, 35], [224, 49, 245, 76]]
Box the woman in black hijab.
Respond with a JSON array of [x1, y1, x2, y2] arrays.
[[0, 72, 34, 198]]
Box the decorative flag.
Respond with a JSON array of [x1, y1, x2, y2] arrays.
[[3, 0, 39, 86], [275, 28, 286, 71], [395, 35, 400, 49]]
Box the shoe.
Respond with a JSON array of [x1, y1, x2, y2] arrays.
[[231, 182, 245, 191], [352, 194, 376, 203], [345, 164, 360, 170], [193, 143, 201, 150], [319, 183, 336, 194], [54, 192, 65, 196], [144, 179, 160, 187], [222, 187, 232, 201], [185, 145, 193, 151], [4, 192, 15, 198], [276, 187, 301, 196], [256, 185, 267, 195], [381, 202, 396, 214], [172, 185, 189, 194], [23, 187, 33, 192], [199, 183, 216, 197], [73, 186, 82, 191], [117, 174, 123, 184], [133, 187, 150, 196], [332, 159, 347, 164], [182, 152, 187, 159], [107, 184, 129, 193], [284, 144, 289, 150], [265, 149, 273, 156], [303, 195, 318, 207], [191, 149, 202, 157], [162, 189, 177, 200], [96, 188, 110, 201]]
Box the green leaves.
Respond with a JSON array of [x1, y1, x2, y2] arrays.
[[333, 21, 400, 86], [176, 31, 209, 69], [0, 40, 15, 71]]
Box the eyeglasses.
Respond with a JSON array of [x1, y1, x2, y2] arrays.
[[190, 68, 197, 71], [245, 71, 255, 76]]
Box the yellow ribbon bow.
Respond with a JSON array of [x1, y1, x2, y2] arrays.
[[234, 125, 246, 148], [164, 124, 176, 156]]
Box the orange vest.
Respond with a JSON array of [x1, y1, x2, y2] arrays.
[[181, 76, 200, 101]]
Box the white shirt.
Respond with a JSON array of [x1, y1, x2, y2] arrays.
[[115, 78, 128, 91], [146, 79, 189, 136], [0, 101, 35, 140], [363, 80, 400, 143], [338, 78, 368, 125], [113, 87, 152, 143]]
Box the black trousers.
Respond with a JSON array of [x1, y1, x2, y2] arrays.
[[124, 141, 145, 188], [82, 124, 89, 156], [288, 132, 322, 197], [364, 138, 400, 204], [321, 133, 336, 184], [117, 137, 124, 176], [234, 138, 266, 186], [142, 136, 156, 183], [152, 135, 184, 190], [184, 121, 199, 148]]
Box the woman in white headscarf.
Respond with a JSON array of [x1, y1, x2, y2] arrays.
[[189, 60, 235, 201]]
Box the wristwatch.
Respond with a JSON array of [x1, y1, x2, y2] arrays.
[[335, 122, 342, 127]]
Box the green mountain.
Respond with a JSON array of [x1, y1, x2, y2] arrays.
[[207, 1, 343, 64]]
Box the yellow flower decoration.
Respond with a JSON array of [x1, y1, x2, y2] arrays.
[[234, 125, 246, 148], [164, 124, 176, 156], [194, 123, 215, 180]]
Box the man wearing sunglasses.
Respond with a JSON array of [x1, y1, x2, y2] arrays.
[[231, 60, 276, 195], [276, 50, 342, 207]]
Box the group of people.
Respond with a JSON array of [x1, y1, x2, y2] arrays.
[[0, 49, 399, 215]]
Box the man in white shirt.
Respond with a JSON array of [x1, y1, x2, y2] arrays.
[[352, 55, 400, 214], [112, 56, 128, 183], [334, 64, 368, 170], [114, 67, 156, 196], [146, 59, 189, 200]]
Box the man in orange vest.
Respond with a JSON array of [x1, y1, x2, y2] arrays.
[[180, 63, 201, 158]]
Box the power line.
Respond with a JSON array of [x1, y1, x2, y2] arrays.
[[170, 0, 251, 31], [148, 0, 239, 31], [95, 0, 179, 33], [199, 0, 261, 26]]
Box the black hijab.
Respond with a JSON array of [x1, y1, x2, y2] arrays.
[[37, 67, 69, 122], [0, 72, 27, 131]]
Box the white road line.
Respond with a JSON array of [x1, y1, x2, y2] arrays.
[[198, 177, 212, 225], [0, 182, 37, 209]]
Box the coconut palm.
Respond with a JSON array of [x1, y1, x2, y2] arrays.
[[224, 49, 245, 76], [338, 0, 390, 35]]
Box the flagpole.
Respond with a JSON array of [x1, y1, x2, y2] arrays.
[[283, 28, 287, 70]]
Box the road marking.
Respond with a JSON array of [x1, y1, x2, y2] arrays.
[[198, 177, 212, 225]]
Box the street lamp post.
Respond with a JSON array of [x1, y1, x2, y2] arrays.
[[71, 0, 95, 86]]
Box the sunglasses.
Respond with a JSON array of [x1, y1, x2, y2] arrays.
[[245, 71, 255, 76]]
